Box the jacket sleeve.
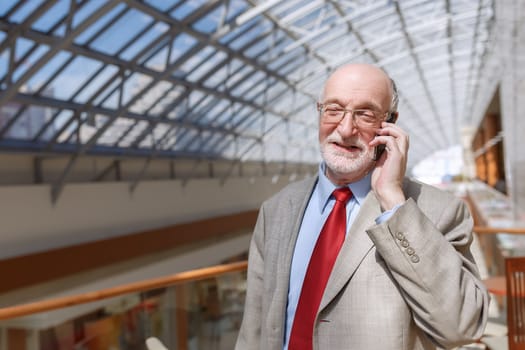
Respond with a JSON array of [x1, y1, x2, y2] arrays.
[[366, 196, 490, 349], [235, 204, 266, 350]]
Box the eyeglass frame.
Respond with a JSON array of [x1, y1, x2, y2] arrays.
[[316, 102, 391, 129]]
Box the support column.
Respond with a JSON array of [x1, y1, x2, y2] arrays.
[[26, 329, 39, 350], [0, 327, 7, 350]]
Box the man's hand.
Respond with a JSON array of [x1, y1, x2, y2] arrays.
[[369, 121, 409, 210]]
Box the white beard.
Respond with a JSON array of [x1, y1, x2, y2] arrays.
[[320, 132, 375, 176]]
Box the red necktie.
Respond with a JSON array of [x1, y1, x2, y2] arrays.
[[288, 187, 353, 350]]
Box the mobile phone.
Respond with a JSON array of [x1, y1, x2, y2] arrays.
[[372, 113, 397, 161]]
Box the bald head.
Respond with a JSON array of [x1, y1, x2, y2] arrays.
[[321, 63, 398, 114]]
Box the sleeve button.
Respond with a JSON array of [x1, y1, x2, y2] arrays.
[[410, 255, 420, 263]]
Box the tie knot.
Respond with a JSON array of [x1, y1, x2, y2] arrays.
[[332, 187, 352, 203]]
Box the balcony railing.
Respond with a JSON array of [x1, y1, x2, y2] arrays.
[[0, 261, 247, 350], [1, 225, 524, 349]]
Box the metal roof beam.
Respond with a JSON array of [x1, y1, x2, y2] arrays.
[[0, 0, 120, 106]]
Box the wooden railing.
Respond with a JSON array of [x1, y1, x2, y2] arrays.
[[1, 226, 524, 321], [473, 226, 525, 235], [0, 260, 248, 321]]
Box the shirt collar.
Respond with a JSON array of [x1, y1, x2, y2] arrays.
[[317, 162, 372, 213]]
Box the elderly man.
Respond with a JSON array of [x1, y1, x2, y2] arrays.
[[235, 63, 489, 350]]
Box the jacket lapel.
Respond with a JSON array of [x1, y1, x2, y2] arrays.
[[284, 177, 318, 256], [320, 191, 382, 310], [273, 177, 318, 329]]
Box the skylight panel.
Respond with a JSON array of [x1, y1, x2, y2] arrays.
[[32, 1, 69, 32], [8, 0, 44, 23], [170, 0, 208, 21], [144, 0, 181, 13], [192, 6, 223, 34], [41, 55, 103, 101], [186, 50, 227, 83], [12, 40, 49, 84], [96, 117, 135, 146], [89, 9, 155, 56], [115, 120, 147, 148], [119, 22, 169, 61], [73, 64, 119, 104], [129, 80, 172, 115], [73, 3, 126, 45]]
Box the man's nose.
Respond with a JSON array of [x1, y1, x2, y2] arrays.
[[337, 112, 359, 136]]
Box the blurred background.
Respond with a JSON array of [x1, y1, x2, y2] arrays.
[[0, 0, 523, 349]]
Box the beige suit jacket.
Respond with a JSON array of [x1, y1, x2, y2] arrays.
[[236, 176, 489, 350]]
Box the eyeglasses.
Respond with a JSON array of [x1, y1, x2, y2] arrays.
[[317, 103, 388, 129]]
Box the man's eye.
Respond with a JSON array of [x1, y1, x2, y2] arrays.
[[355, 110, 376, 119], [325, 108, 343, 115]]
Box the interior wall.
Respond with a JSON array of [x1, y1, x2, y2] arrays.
[[0, 209, 257, 293], [472, 0, 525, 220], [0, 173, 301, 260], [496, 0, 525, 219]]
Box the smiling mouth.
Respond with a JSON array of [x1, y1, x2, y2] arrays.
[[332, 142, 361, 152]]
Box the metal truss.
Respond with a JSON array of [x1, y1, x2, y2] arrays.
[[0, 0, 496, 200]]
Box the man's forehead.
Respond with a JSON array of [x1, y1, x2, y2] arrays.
[[322, 69, 392, 108], [330, 66, 390, 87], [332, 63, 388, 78]]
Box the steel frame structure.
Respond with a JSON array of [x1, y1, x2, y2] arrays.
[[0, 0, 495, 200]]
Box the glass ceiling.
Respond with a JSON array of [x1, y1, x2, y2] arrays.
[[0, 0, 495, 186]]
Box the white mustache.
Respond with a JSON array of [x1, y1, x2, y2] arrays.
[[325, 133, 367, 149]]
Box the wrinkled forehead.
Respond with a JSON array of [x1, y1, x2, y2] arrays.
[[321, 65, 392, 109]]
